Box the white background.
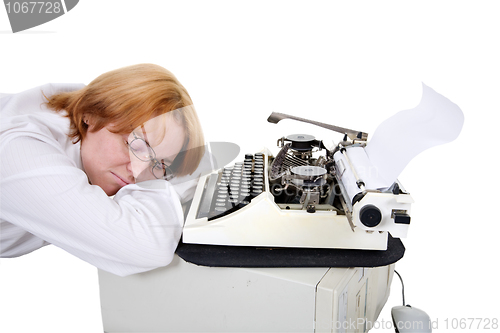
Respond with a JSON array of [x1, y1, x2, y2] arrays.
[[1, 1, 499, 332]]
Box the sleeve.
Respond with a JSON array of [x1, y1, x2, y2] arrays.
[[0, 136, 184, 277]]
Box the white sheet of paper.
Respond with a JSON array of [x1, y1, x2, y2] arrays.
[[364, 84, 464, 187]]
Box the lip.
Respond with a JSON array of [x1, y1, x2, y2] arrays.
[[111, 172, 133, 187]]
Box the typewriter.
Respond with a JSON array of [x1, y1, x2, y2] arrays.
[[183, 112, 413, 251], [183, 85, 464, 251]]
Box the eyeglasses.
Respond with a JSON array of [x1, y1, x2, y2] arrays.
[[127, 128, 175, 181]]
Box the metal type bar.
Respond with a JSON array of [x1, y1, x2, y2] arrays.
[[267, 112, 368, 141]]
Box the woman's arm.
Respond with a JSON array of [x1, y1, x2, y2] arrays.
[[0, 136, 183, 276]]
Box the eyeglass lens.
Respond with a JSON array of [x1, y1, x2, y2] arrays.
[[128, 130, 175, 180], [129, 137, 155, 162], [152, 162, 174, 180]]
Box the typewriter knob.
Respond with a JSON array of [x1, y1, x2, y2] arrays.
[[359, 205, 382, 227], [306, 204, 316, 213]]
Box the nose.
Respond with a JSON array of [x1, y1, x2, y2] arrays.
[[126, 159, 133, 175], [123, 146, 136, 183]]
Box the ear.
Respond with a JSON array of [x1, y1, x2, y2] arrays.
[[83, 114, 91, 126]]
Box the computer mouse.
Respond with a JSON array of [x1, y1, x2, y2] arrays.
[[391, 305, 432, 333]]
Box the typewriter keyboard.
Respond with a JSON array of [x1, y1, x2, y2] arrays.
[[196, 153, 266, 220]]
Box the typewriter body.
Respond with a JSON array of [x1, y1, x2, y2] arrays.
[[183, 113, 413, 251]]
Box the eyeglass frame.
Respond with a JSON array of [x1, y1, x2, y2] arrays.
[[127, 126, 175, 181]]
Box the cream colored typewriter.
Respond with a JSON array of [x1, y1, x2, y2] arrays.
[[183, 111, 414, 251], [183, 85, 464, 250]]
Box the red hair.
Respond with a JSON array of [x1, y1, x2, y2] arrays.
[[45, 64, 205, 176]]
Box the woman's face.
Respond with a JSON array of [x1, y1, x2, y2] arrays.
[[80, 114, 186, 196]]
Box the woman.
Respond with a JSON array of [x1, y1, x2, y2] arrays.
[[0, 64, 205, 276]]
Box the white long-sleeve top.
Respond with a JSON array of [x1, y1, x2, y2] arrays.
[[0, 84, 192, 277]]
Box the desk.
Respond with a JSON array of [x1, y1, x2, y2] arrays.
[[99, 254, 396, 333]]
